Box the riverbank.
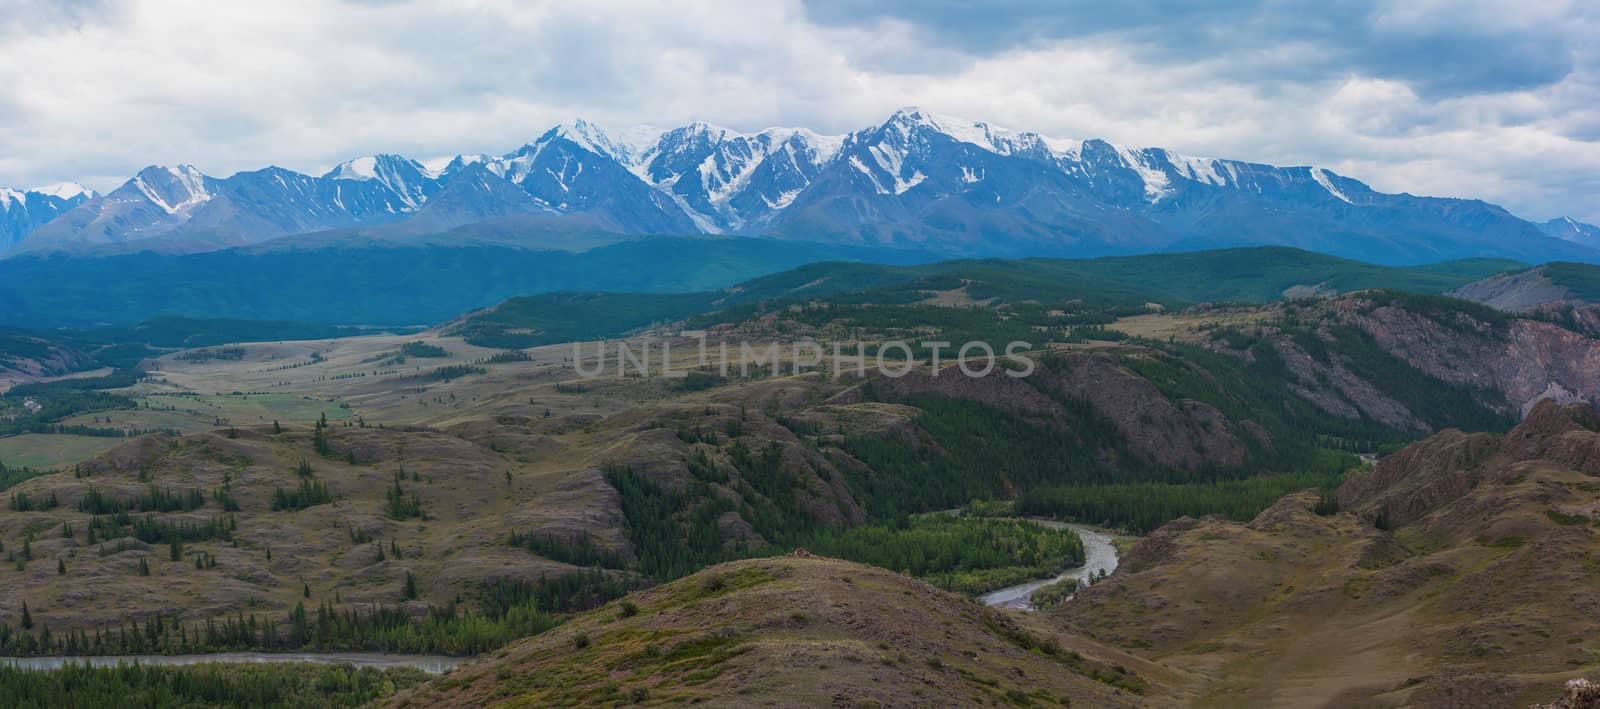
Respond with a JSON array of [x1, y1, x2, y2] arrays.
[[979, 521, 1124, 610]]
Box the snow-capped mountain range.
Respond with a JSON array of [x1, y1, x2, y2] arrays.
[[1, 182, 95, 252], [4, 108, 1596, 264]]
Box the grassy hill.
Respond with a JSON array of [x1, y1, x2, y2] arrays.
[[386, 554, 1185, 707]]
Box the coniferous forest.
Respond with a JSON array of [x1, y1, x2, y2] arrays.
[[0, 662, 429, 708]]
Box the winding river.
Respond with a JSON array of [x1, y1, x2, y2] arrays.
[[980, 521, 1121, 611], [0, 652, 463, 674]]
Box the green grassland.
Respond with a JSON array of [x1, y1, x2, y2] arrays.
[[0, 393, 356, 468], [134, 393, 355, 430], [0, 434, 126, 470]]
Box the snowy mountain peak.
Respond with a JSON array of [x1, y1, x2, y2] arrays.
[[322, 154, 439, 209], [886, 106, 933, 123], [1, 184, 94, 212], [780, 128, 846, 164], [324, 154, 435, 182], [437, 153, 497, 178], [1539, 216, 1600, 247], [29, 182, 94, 200], [131, 164, 215, 216], [873, 109, 1064, 160], [540, 119, 643, 163], [0, 188, 23, 212], [325, 156, 378, 180]]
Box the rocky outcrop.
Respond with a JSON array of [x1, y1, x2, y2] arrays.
[[1348, 297, 1600, 418], [1269, 330, 1427, 431], [1337, 400, 1600, 528], [1043, 352, 1249, 470], [1448, 266, 1568, 311], [1336, 428, 1500, 527], [1534, 678, 1600, 709]]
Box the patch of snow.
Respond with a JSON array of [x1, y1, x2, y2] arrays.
[[960, 165, 984, 184], [849, 155, 889, 195], [924, 111, 1005, 150], [1311, 167, 1353, 204], [29, 182, 93, 200], [659, 188, 722, 233], [1219, 161, 1241, 186], [327, 156, 379, 181], [885, 108, 1066, 160], [784, 128, 845, 164], [478, 157, 509, 178], [501, 145, 544, 184], [1165, 152, 1227, 186], [898, 171, 927, 194], [134, 165, 213, 215], [867, 144, 902, 188], [1041, 136, 1083, 160], [547, 119, 639, 163], [866, 142, 925, 194], [606, 124, 666, 166], [419, 155, 458, 174], [1112, 145, 1172, 202], [766, 187, 803, 210]]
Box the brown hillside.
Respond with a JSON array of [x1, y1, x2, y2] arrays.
[[1057, 401, 1600, 708]]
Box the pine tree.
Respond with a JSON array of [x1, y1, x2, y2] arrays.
[[303, 582, 311, 598], [403, 571, 418, 600], [20, 601, 32, 629], [57, 558, 65, 575], [312, 414, 331, 456], [273, 419, 282, 434]]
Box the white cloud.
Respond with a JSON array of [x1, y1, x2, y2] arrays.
[[0, 0, 1595, 224]]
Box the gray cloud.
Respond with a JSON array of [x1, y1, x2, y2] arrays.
[[803, 1, 1584, 96], [0, 0, 1594, 225]]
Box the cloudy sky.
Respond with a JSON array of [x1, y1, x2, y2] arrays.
[[3, 0, 1596, 223]]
